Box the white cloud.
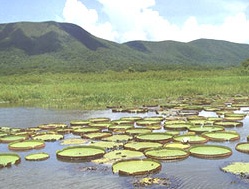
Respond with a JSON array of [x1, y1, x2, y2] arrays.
[[62, 0, 249, 44]]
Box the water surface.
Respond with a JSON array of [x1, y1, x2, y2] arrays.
[[0, 107, 249, 189]]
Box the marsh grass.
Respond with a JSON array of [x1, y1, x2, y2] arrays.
[[0, 69, 248, 109]]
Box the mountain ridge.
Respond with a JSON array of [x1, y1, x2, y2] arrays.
[[0, 21, 249, 74]]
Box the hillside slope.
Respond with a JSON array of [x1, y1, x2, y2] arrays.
[[0, 21, 249, 74]]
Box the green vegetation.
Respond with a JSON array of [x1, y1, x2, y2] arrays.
[[112, 159, 161, 176], [0, 153, 21, 168], [1, 69, 248, 110], [222, 162, 249, 175], [25, 152, 50, 161], [1, 22, 249, 75]]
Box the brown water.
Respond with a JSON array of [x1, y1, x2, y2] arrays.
[[0, 107, 249, 189]]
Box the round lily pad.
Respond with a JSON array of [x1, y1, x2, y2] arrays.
[[120, 116, 142, 121], [56, 146, 105, 161], [235, 142, 249, 154], [144, 116, 164, 121], [70, 120, 90, 126], [0, 135, 29, 143], [126, 128, 152, 135], [188, 126, 224, 134], [112, 159, 161, 176], [89, 122, 111, 129], [82, 132, 112, 140], [8, 140, 45, 151], [164, 124, 190, 131], [136, 133, 172, 143], [214, 121, 243, 127], [88, 117, 111, 123], [173, 134, 208, 144], [25, 152, 50, 161], [103, 134, 133, 142], [124, 141, 163, 151], [221, 162, 249, 175], [104, 149, 144, 161], [144, 147, 189, 161], [38, 123, 67, 130], [60, 138, 88, 145], [33, 133, 64, 141], [0, 153, 21, 168], [189, 145, 232, 159], [164, 142, 191, 150], [136, 120, 161, 127], [90, 141, 123, 150], [108, 125, 134, 132], [72, 127, 100, 135], [202, 131, 240, 142], [111, 120, 134, 125]]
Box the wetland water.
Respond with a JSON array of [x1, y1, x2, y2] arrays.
[[0, 107, 249, 189]]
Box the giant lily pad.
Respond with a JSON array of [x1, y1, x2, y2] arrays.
[[189, 145, 232, 159], [25, 152, 50, 161], [103, 134, 133, 142], [8, 140, 45, 151], [112, 159, 161, 176], [33, 133, 64, 141], [124, 141, 162, 151], [60, 138, 88, 145], [82, 132, 112, 140], [89, 122, 111, 129], [38, 123, 67, 130], [56, 146, 105, 161], [72, 127, 100, 135], [0, 153, 21, 168], [221, 162, 249, 175], [120, 116, 142, 121], [188, 126, 224, 134], [136, 120, 161, 127], [70, 120, 90, 126], [235, 142, 249, 154], [173, 134, 208, 144], [126, 128, 152, 135], [214, 121, 243, 127], [108, 125, 134, 132], [104, 149, 144, 161], [164, 124, 190, 131], [144, 147, 189, 161], [164, 142, 190, 150], [143, 116, 164, 121], [0, 135, 29, 143], [88, 117, 111, 123], [90, 141, 123, 150], [202, 131, 240, 142], [136, 133, 172, 143]]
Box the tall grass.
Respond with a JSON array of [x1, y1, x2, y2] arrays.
[[0, 69, 248, 109]]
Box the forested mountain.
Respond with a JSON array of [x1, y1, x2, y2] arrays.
[[0, 21, 249, 74]]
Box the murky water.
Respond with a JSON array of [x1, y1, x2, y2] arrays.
[[0, 107, 249, 189]]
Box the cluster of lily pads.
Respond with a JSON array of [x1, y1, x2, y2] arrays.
[[1, 95, 249, 181]]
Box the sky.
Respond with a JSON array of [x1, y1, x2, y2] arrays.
[[0, 0, 249, 44]]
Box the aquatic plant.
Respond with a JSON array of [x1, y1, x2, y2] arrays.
[[112, 159, 161, 176], [144, 147, 189, 161], [189, 145, 232, 159], [25, 152, 50, 161], [8, 140, 45, 151], [0, 153, 21, 168], [56, 146, 105, 161]]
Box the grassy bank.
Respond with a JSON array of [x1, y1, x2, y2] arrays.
[[0, 69, 248, 109]]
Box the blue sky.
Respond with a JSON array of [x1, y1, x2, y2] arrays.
[[0, 0, 249, 43]]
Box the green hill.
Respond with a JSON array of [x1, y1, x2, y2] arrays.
[[0, 21, 249, 75]]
